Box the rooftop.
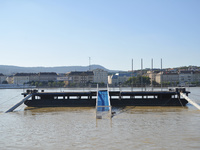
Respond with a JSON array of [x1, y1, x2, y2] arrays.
[[67, 71, 94, 76]]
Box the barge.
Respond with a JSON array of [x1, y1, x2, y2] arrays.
[[22, 88, 189, 107]]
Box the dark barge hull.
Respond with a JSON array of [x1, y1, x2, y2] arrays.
[[24, 98, 188, 107], [23, 89, 189, 107]]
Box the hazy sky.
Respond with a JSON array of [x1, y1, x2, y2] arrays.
[[0, 0, 200, 71]]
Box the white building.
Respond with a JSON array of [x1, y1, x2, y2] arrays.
[[93, 69, 108, 84], [66, 71, 94, 86], [29, 73, 39, 82], [155, 72, 179, 84], [6, 76, 14, 84], [10, 72, 59, 85], [108, 72, 132, 86], [38, 72, 57, 82], [13, 73, 29, 85], [108, 74, 119, 86], [193, 72, 200, 83], [179, 71, 193, 86]]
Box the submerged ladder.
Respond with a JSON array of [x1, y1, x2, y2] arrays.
[[96, 85, 112, 119], [5, 93, 33, 113], [180, 92, 200, 110]]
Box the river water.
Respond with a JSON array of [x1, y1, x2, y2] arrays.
[[0, 87, 200, 150]]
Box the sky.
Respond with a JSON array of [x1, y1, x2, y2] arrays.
[[0, 0, 200, 71]]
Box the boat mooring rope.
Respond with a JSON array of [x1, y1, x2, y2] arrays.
[[162, 98, 173, 106], [0, 94, 21, 106], [111, 107, 134, 118], [178, 96, 184, 108]]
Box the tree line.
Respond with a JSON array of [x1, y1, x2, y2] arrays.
[[125, 76, 151, 86], [28, 81, 65, 87]]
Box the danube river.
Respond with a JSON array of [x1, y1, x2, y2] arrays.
[[0, 87, 200, 150]]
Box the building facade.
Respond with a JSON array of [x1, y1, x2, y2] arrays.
[[146, 70, 160, 85], [66, 71, 94, 86], [0, 73, 6, 84], [193, 72, 200, 84], [178, 71, 193, 86], [108, 74, 118, 86], [12, 72, 58, 85], [155, 72, 179, 85], [108, 72, 132, 86], [6, 76, 14, 84], [29, 73, 39, 82], [13, 73, 30, 85], [38, 72, 58, 82], [93, 69, 108, 84]]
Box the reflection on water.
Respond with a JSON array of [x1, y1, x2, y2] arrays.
[[0, 88, 200, 149], [24, 107, 95, 113]]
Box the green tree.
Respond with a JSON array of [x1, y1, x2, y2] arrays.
[[38, 82, 43, 87], [126, 76, 150, 86], [35, 82, 39, 87], [58, 81, 65, 87], [48, 82, 52, 87], [31, 82, 35, 86], [52, 82, 57, 87]]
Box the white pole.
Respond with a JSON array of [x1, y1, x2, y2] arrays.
[[96, 84, 100, 119], [131, 59, 133, 92], [89, 57, 91, 71], [107, 84, 112, 118], [161, 58, 163, 91], [5, 94, 33, 113], [141, 58, 143, 91], [151, 58, 153, 91], [96, 84, 99, 107]]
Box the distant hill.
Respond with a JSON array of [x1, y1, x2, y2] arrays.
[[0, 65, 118, 75]]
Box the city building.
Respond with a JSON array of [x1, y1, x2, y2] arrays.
[[38, 72, 58, 82], [6, 75, 14, 84], [93, 69, 108, 84], [146, 70, 160, 85], [66, 71, 94, 86], [155, 72, 179, 85], [108, 74, 118, 86], [108, 72, 133, 86], [13, 73, 30, 85], [0, 73, 6, 84], [29, 73, 39, 82], [12, 72, 58, 85], [179, 71, 193, 86], [193, 71, 200, 84]]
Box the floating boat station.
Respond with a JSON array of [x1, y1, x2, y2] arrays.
[[5, 87, 200, 114], [22, 88, 189, 107]]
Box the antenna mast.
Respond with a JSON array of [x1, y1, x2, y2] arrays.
[[151, 58, 153, 91], [131, 59, 133, 92], [141, 58, 143, 91], [89, 57, 91, 71], [161, 58, 163, 91]]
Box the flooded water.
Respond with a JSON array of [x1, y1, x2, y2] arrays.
[[0, 87, 200, 150]]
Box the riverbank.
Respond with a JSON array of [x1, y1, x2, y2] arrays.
[[0, 84, 36, 89]]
